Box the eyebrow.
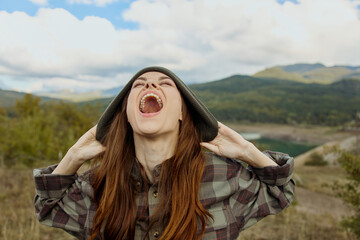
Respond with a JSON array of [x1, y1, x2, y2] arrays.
[[135, 76, 172, 81], [159, 76, 171, 81]]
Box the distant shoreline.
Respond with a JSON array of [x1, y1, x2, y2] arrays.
[[226, 122, 357, 145]]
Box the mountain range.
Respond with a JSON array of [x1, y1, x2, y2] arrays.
[[253, 63, 360, 84], [75, 74, 360, 126], [36, 63, 360, 101], [34, 86, 124, 102], [2, 63, 358, 104], [1, 63, 359, 126]]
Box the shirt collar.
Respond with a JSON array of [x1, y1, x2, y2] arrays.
[[131, 158, 163, 190]]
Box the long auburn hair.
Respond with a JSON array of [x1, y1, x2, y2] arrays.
[[90, 93, 212, 240]]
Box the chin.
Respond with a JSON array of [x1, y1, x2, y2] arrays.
[[133, 122, 180, 138], [134, 124, 163, 136]]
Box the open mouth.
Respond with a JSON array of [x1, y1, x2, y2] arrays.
[[139, 93, 163, 114]]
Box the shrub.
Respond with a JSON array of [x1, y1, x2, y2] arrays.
[[305, 152, 328, 166], [330, 148, 360, 238]]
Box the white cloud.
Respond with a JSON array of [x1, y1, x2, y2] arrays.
[[1, 0, 360, 92], [28, 0, 48, 5], [124, 0, 360, 71], [26, 81, 44, 93], [67, 0, 91, 5], [0, 80, 6, 89], [23, 74, 131, 93], [67, 0, 119, 7]]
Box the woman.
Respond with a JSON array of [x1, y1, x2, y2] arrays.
[[34, 66, 295, 240]]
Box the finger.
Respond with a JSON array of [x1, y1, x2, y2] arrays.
[[205, 137, 221, 146], [96, 144, 106, 153], [89, 125, 97, 134], [200, 142, 219, 154], [217, 121, 228, 134], [217, 122, 238, 139], [90, 144, 106, 158]]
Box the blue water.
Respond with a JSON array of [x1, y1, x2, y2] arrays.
[[241, 132, 317, 157]]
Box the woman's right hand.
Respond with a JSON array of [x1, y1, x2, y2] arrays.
[[52, 125, 106, 175], [69, 125, 106, 164]]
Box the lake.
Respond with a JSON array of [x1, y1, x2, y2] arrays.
[[240, 132, 317, 157]]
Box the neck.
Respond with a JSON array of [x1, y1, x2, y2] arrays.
[[133, 131, 178, 183]]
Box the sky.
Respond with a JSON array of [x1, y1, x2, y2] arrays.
[[0, 0, 359, 93]]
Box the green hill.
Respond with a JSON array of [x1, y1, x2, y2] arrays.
[[0, 89, 26, 107], [281, 63, 325, 73], [0, 89, 66, 109], [35, 86, 124, 102], [189, 75, 360, 125], [254, 67, 307, 82], [82, 75, 359, 126], [2, 73, 359, 126], [254, 63, 360, 84], [37, 90, 104, 102]]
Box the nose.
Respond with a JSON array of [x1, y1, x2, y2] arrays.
[[145, 80, 158, 89]]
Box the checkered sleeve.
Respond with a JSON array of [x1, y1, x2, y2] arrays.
[[251, 150, 294, 186], [33, 164, 95, 240], [230, 150, 295, 231]]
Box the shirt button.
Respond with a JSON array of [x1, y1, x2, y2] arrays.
[[153, 231, 159, 238], [153, 190, 158, 198], [136, 181, 141, 188]]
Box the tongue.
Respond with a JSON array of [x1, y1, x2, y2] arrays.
[[142, 97, 162, 113]]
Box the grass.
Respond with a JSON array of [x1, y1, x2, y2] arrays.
[[240, 205, 352, 240], [0, 167, 75, 240], [295, 164, 348, 195]]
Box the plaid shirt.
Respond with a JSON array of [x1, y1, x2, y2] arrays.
[[34, 150, 295, 240]]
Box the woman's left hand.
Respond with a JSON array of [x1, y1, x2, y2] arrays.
[[200, 122, 251, 161], [200, 122, 278, 167]]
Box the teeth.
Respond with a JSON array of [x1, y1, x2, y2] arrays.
[[140, 93, 163, 110]]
